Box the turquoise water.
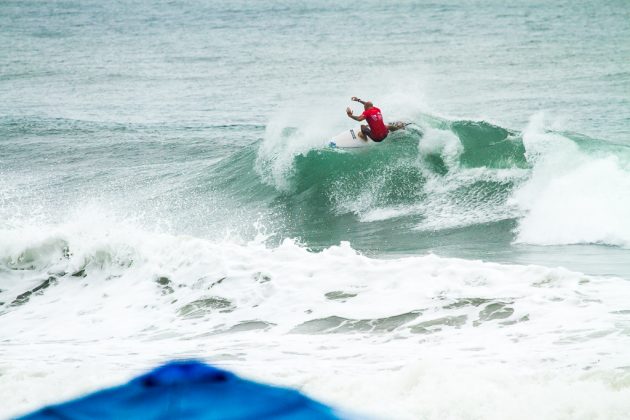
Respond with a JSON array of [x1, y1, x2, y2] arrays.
[[2, 1, 630, 418]]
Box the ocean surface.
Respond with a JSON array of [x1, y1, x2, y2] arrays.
[[2, 0, 630, 418]]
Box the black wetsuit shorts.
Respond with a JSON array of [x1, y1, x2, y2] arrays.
[[361, 125, 388, 142]]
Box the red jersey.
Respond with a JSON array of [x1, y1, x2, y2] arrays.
[[361, 107, 388, 140]]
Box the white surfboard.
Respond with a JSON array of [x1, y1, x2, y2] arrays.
[[328, 127, 377, 148]]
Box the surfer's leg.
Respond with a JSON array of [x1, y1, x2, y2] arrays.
[[387, 121, 406, 131], [359, 125, 371, 141]]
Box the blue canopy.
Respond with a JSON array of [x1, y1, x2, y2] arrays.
[[19, 361, 348, 419]]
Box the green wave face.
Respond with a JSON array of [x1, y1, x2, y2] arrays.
[[207, 115, 532, 253], [450, 120, 527, 169], [188, 113, 630, 254]]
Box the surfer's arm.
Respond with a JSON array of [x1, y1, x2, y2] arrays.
[[351, 96, 367, 105], [346, 107, 366, 121]]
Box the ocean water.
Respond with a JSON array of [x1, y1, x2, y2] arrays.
[[2, 0, 630, 418]]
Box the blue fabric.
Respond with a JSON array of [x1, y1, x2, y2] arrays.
[[19, 361, 344, 419]]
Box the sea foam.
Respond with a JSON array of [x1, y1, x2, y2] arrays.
[[513, 114, 630, 247], [2, 218, 630, 418]]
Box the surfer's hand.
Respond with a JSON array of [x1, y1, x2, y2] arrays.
[[351, 96, 358, 102], [346, 107, 352, 116]]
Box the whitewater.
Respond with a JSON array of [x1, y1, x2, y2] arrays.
[[2, 0, 630, 419]]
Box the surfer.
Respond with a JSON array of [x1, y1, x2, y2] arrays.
[[346, 97, 404, 142]]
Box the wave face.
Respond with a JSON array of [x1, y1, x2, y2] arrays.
[[6, 111, 629, 255], [248, 112, 630, 251]]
